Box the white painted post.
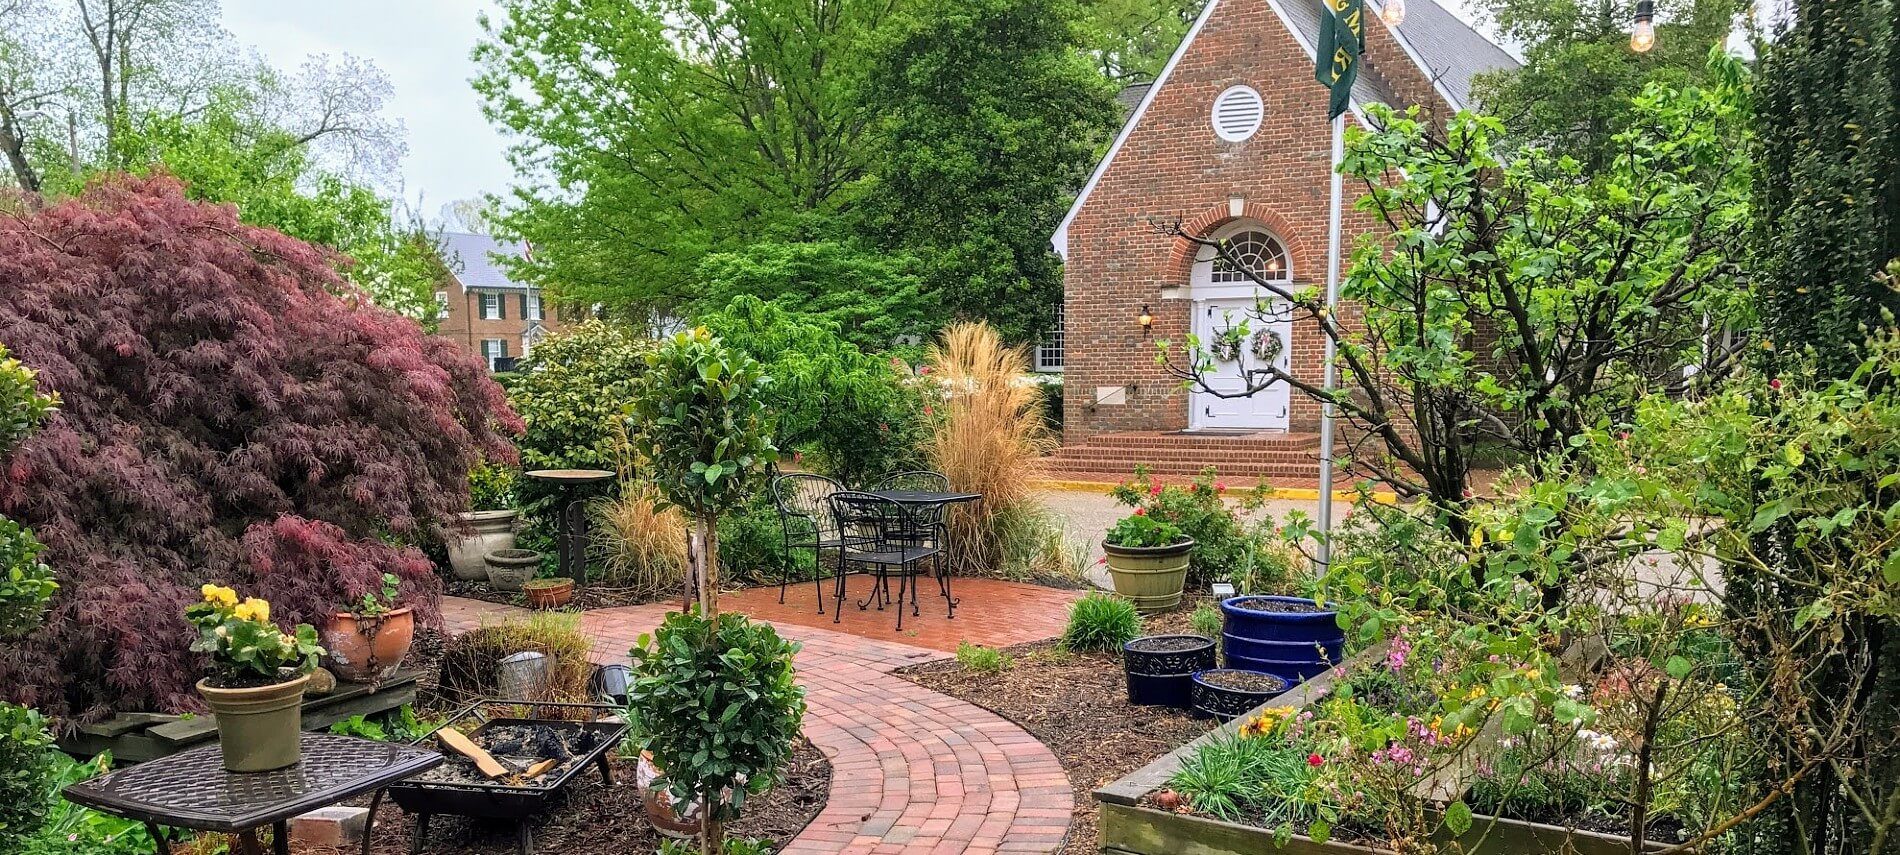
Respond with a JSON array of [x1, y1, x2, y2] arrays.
[[1315, 111, 1345, 571]]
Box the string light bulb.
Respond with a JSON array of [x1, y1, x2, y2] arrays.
[[1630, 0, 1656, 52], [1380, 0, 1406, 26]]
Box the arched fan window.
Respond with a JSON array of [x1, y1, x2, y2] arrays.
[[1210, 230, 1290, 283]]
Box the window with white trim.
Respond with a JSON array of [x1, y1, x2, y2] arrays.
[[1035, 307, 1065, 372], [480, 338, 508, 371], [434, 291, 450, 321], [479, 293, 504, 320], [524, 293, 544, 321], [1211, 230, 1291, 283]]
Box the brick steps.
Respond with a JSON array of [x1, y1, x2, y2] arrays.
[[1045, 430, 1333, 478]]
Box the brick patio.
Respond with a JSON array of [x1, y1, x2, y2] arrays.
[[437, 578, 1083, 854]]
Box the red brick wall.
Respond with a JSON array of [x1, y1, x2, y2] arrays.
[[1061, 0, 1448, 444], [435, 272, 568, 367]]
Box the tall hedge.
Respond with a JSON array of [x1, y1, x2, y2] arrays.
[[0, 177, 522, 718], [1753, 0, 1900, 375]]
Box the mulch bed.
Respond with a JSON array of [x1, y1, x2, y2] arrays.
[[897, 601, 1216, 854], [300, 737, 830, 855]]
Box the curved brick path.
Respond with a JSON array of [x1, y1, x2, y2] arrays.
[[441, 593, 1076, 854]]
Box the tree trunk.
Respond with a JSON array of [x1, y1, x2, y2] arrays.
[[697, 514, 720, 617], [701, 812, 724, 855]]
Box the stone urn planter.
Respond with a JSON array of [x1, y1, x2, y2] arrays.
[[443, 509, 519, 580], [197, 672, 310, 772], [485, 548, 542, 591], [319, 607, 415, 684], [1103, 538, 1194, 613], [523, 577, 574, 609]]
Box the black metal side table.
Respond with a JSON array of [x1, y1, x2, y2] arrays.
[[62, 733, 441, 855], [523, 468, 616, 585]]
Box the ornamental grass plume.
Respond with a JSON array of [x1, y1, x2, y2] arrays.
[[923, 322, 1055, 574]]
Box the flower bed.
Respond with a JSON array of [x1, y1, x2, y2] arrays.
[[1096, 625, 1728, 854]]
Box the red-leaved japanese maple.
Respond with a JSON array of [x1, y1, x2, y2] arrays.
[[0, 177, 522, 718]]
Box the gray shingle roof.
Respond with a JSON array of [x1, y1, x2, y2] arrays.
[[1278, 0, 1519, 111], [441, 231, 531, 292]]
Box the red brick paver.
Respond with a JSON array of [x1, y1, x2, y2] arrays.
[[439, 586, 1078, 854], [722, 577, 1084, 653]]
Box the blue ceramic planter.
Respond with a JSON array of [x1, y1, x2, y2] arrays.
[[1219, 596, 1343, 688]]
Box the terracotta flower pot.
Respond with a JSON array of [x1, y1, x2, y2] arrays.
[[319, 606, 415, 684], [637, 752, 702, 839], [1103, 538, 1195, 613], [485, 548, 542, 591], [197, 673, 310, 772], [442, 509, 519, 580], [523, 577, 574, 609]]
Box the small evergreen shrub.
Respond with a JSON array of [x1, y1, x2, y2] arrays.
[[1190, 603, 1224, 642], [955, 642, 1013, 675], [1060, 593, 1143, 653], [627, 610, 805, 854]]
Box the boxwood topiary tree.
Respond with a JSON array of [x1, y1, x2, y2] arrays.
[[630, 328, 776, 615], [627, 609, 805, 855], [0, 176, 522, 719]]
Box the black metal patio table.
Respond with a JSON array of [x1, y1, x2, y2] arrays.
[[865, 489, 982, 507], [830, 490, 983, 626], [62, 732, 441, 855]]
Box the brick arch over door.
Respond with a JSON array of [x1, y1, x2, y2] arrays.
[[1164, 201, 1317, 284]]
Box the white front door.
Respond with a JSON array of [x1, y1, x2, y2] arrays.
[[1189, 297, 1291, 431]]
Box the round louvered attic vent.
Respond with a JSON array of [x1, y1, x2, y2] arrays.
[[1211, 85, 1265, 142]]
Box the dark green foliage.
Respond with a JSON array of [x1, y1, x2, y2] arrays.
[[1103, 513, 1185, 549], [1060, 592, 1143, 652], [698, 297, 928, 486], [860, 0, 1119, 341], [1473, 0, 1741, 167], [0, 703, 53, 849], [692, 242, 932, 353], [0, 346, 53, 850], [715, 494, 807, 587], [1753, 0, 1900, 377], [16, 751, 150, 854], [627, 610, 806, 850]]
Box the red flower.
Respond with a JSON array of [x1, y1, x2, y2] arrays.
[[1769, 378, 1783, 391], [1215, 482, 1228, 492], [1133, 507, 1147, 516], [1307, 753, 1325, 767]]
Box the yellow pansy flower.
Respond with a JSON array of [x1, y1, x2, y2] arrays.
[[233, 597, 271, 623], [201, 584, 238, 607]]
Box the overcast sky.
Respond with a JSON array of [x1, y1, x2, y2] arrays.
[[222, 0, 511, 222], [220, 0, 1499, 225]]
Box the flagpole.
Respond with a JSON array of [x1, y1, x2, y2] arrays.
[[1314, 110, 1344, 571]]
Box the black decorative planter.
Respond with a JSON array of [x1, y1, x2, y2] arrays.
[[1190, 668, 1288, 721], [1123, 635, 1217, 708]]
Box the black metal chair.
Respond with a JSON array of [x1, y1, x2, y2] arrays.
[[870, 470, 958, 606], [772, 473, 845, 613], [829, 491, 952, 630]]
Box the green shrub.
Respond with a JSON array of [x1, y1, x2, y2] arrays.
[[1190, 603, 1224, 642], [1103, 512, 1185, 548], [468, 462, 517, 511], [700, 296, 927, 485], [716, 493, 808, 586], [1111, 467, 1276, 590], [627, 610, 805, 854], [1060, 592, 1143, 653], [955, 642, 1013, 675], [0, 703, 54, 848]]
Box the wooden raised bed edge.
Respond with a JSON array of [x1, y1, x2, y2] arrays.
[[58, 668, 422, 763], [1094, 643, 1669, 854]]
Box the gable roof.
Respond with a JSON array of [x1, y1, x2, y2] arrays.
[[1052, 0, 1517, 258], [441, 231, 532, 291]]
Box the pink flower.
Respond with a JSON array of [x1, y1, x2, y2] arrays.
[[1133, 507, 1147, 516], [1307, 753, 1325, 767], [919, 366, 932, 375], [1149, 483, 1163, 496], [922, 404, 934, 416], [1215, 482, 1228, 492], [1769, 378, 1782, 391], [1618, 431, 1631, 441]]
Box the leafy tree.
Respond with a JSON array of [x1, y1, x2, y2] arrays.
[[1472, 0, 1742, 167], [1157, 58, 1752, 541], [473, 0, 896, 314], [0, 343, 55, 851], [1753, 0, 1900, 377], [630, 329, 778, 614], [1073, 0, 1206, 83], [700, 296, 928, 485], [691, 241, 932, 353], [627, 609, 805, 855], [0, 177, 521, 718], [860, 0, 1120, 342]]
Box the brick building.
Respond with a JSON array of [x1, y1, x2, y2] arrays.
[[1044, 0, 1515, 479], [434, 231, 567, 371]]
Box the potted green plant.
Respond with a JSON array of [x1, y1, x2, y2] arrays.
[[1102, 510, 1194, 613], [185, 584, 325, 772], [318, 572, 415, 684], [523, 575, 575, 609]]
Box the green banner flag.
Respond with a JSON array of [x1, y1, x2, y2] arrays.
[[1313, 0, 1366, 120]]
